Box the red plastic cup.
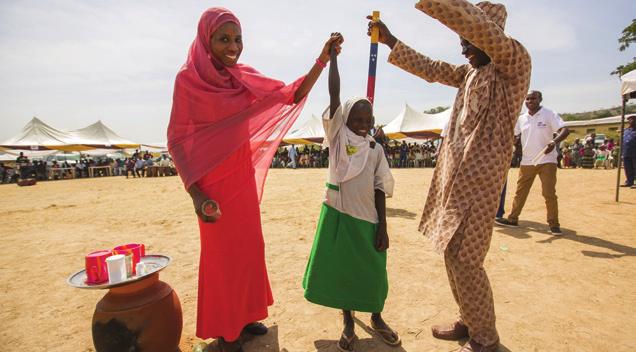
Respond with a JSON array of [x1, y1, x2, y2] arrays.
[[85, 250, 112, 284], [113, 243, 145, 275]]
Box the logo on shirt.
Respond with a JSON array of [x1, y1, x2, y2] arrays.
[[537, 121, 548, 128], [346, 145, 358, 156]]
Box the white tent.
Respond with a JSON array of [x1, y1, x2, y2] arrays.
[[69, 121, 140, 149], [0, 117, 81, 151], [383, 103, 450, 139], [1, 118, 142, 152], [283, 114, 325, 145], [620, 69, 636, 97]]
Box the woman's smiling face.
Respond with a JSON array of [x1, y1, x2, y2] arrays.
[[209, 22, 242, 67]]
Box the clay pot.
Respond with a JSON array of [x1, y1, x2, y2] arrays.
[[91, 273, 182, 352]]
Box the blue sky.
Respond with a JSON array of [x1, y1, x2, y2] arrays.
[[1, 0, 634, 143]]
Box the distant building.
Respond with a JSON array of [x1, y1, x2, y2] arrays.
[[564, 115, 623, 142]]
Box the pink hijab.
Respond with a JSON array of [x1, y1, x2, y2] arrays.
[[167, 8, 306, 201]]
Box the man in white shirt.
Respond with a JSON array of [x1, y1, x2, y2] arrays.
[[496, 91, 569, 234]]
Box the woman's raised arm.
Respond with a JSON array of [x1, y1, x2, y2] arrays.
[[293, 33, 343, 104]]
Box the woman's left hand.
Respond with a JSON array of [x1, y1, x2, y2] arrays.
[[375, 224, 389, 251], [318, 32, 344, 64]]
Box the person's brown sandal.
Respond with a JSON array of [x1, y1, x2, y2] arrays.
[[431, 320, 469, 341], [337, 332, 357, 351]]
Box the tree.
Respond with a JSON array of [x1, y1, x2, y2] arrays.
[[423, 106, 449, 114], [618, 19, 636, 51], [612, 19, 636, 76]]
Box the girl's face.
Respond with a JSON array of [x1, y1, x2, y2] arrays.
[[209, 22, 242, 67], [346, 101, 374, 137]]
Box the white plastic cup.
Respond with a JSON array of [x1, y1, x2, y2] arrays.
[[135, 262, 147, 276], [106, 254, 127, 284]]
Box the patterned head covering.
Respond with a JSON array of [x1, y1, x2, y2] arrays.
[[168, 7, 308, 197], [476, 1, 507, 30]]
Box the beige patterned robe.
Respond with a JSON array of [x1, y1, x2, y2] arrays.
[[389, 0, 531, 266]]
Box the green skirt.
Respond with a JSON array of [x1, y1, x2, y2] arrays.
[[302, 203, 388, 312]]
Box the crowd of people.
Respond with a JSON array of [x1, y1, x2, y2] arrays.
[[273, 140, 441, 169], [0, 150, 177, 184], [558, 136, 620, 169]]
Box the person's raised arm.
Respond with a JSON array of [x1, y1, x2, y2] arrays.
[[367, 17, 468, 88], [414, 0, 530, 79], [328, 35, 341, 119], [294, 33, 343, 104]]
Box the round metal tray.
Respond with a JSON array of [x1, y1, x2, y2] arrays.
[[67, 254, 171, 290]]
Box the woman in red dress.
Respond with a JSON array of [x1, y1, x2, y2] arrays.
[[167, 8, 341, 352]]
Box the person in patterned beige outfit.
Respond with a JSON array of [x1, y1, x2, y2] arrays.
[[369, 1, 531, 351]]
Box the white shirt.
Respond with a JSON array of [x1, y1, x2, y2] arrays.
[[440, 120, 449, 138], [323, 108, 394, 224], [515, 107, 565, 165]]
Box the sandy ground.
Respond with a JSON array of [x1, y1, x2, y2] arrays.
[[0, 168, 634, 352]]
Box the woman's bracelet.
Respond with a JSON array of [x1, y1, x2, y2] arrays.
[[315, 58, 327, 69]]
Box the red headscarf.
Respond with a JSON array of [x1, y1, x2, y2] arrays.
[[167, 7, 306, 200]]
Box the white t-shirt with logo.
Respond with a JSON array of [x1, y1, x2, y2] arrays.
[[515, 107, 565, 166]]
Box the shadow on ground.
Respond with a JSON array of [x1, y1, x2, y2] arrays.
[[387, 208, 418, 220], [496, 219, 635, 258], [204, 325, 282, 351], [314, 315, 408, 352]]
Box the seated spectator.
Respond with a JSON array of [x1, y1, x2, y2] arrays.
[[134, 158, 145, 177], [145, 157, 155, 176], [51, 160, 61, 180], [581, 142, 596, 169], [6, 166, 17, 183], [125, 158, 136, 178], [75, 161, 84, 178], [594, 145, 611, 169], [562, 146, 571, 168], [16, 152, 29, 168], [111, 159, 120, 176], [611, 143, 621, 168]]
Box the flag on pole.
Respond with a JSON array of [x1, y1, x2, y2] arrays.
[[367, 11, 380, 105]]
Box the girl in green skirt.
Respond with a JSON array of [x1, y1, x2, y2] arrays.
[[302, 34, 400, 351]]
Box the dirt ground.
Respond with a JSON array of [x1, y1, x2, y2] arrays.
[[0, 168, 634, 352]]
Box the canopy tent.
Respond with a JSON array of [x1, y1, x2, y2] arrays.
[[620, 70, 636, 97], [282, 114, 325, 145], [616, 69, 636, 202], [0, 117, 142, 152], [382, 103, 450, 140], [138, 142, 169, 153], [0, 117, 85, 151], [69, 120, 140, 149]]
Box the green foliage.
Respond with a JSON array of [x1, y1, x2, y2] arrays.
[[423, 106, 450, 114], [618, 19, 636, 51], [612, 19, 636, 76], [611, 58, 636, 76], [561, 104, 636, 121]]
